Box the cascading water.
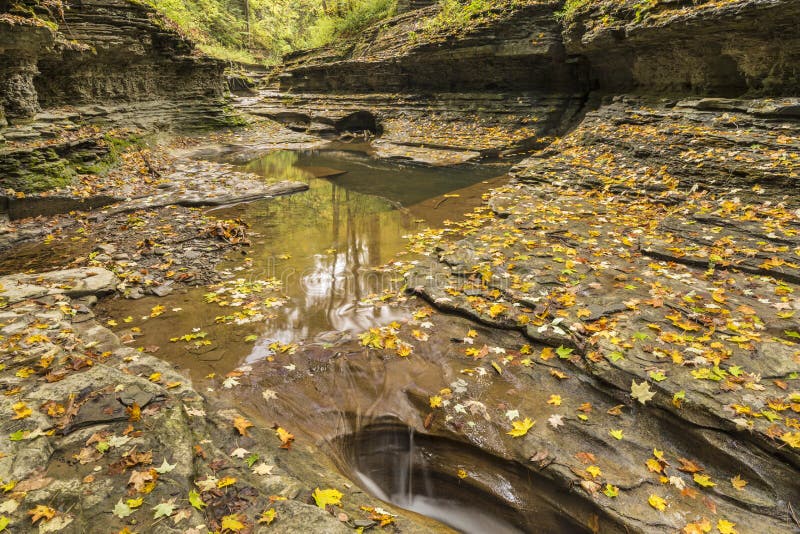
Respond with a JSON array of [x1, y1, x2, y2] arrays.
[[339, 418, 590, 534]]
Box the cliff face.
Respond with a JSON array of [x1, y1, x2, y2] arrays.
[[563, 0, 800, 96], [280, 1, 587, 93], [0, 0, 226, 128], [279, 0, 798, 98], [0, 0, 231, 193]]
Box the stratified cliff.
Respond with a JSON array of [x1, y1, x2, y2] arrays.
[[0, 0, 230, 192]]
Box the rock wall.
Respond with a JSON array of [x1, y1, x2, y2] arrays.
[[564, 0, 800, 96], [280, 2, 587, 94], [0, 0, 232, 193], [0, 0, 227, 128], [280, 0, 798, 98]]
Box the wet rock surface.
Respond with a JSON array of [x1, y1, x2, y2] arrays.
[[0, 269, 413, 533], [391, 96, 800, 532]]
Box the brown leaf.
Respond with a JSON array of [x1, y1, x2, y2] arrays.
[[233, 416, 253, 437], [677, 457, 703, 473], [575, 452, 596, 465], [28, 505, 56, 524]]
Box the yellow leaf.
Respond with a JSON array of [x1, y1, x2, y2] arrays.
[[276, 427, 294, 449], [312, 487, 343, 509], [646, 458, 663, 473], [507, 417, 535, 437], [730, 475, 747, 490], [586, 465, 602, 478], [233, 416, 253, 436], [27, 505, 56, 524], [488, 303, 507, 318], [257, 508, 276, 524], [126, 497, 143, 509], [457, 469, 467, 479], [648, 494, 667, 511], [148, 373, 161, 383], [717, 519, 737, 534], [12, 402, 31, 420], [603, 484, 618, 498], [221, 514, 246, 531], [217, 476, 236, 488], [609, 429, 624, 440], [693, 473, 716, 487], [429, 396, 442, 409], [547, 394, 561, 406]]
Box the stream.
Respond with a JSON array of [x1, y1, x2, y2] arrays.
[[96, 147, 508, 380]]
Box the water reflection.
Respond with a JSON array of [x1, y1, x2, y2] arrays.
[[99, 148, 507, 378]]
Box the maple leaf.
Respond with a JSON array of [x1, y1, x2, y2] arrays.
[[730, 475, 747, 490], [28, 505, 56, 524], [488, 303, 507, 318], [586, 465, 602, 478], [609, 429, 624, 440], [693, 473, 715, 487], [780, 432, 800, 448], [677, 457, 703, 473], [221, 514, 245, 531], [648, 494, 667, 511], [188, 489, 206, 510], [258, 509, 276, 525], [217, 476, 236, 488], [429, 396, 442, 408], [507, 417, 535, 437], [717, 519, 737, 534], [548, 414, 564, 429], [152, 501, 175, 519], [682, 518, 712, 534], [0, 516, 8, 532], [275, 427, 294, 449], [603, 484, 618, 498], [556, 346, 573, 359], [154, 459, 176, 474], [252, 463, 274, 476], [127, 469, 155, 492], [11, 402, 31, 420], [233, 417, 253, 436], [631, 380, 655, 404], [113, 500, 133, 519], [312, 487, 343, 509], [547, 394, 562, 406]]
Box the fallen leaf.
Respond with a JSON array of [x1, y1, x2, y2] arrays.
[[631, 380, 656, 404], [233, 417, 253, 436], [507, 417, 535, 437], [312, 487, 343, 509], [648, 494, 667, 512]]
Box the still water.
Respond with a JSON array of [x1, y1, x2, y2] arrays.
[[99, 147, 508, 378]]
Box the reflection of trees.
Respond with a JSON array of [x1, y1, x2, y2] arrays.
[[243, 150, 313, 183]]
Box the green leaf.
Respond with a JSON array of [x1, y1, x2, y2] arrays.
[[603, 484, 619, 498], [245, 453, 259, 468], [728, 365, 744, 377], [152, 502, 176, 519], [8, 430, 25, 441], [607, 351, 624, 362], [96, 441, 110, 453], [649, 371, 667, 382], [244, 335, 258, 342], [785, 330, 800, 339], [0, 516, 9, 532], [188, 490, 206, 510], [632, 332, 650, 341], [113, 500, 133, 519], [555, 346, 573, 359]]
